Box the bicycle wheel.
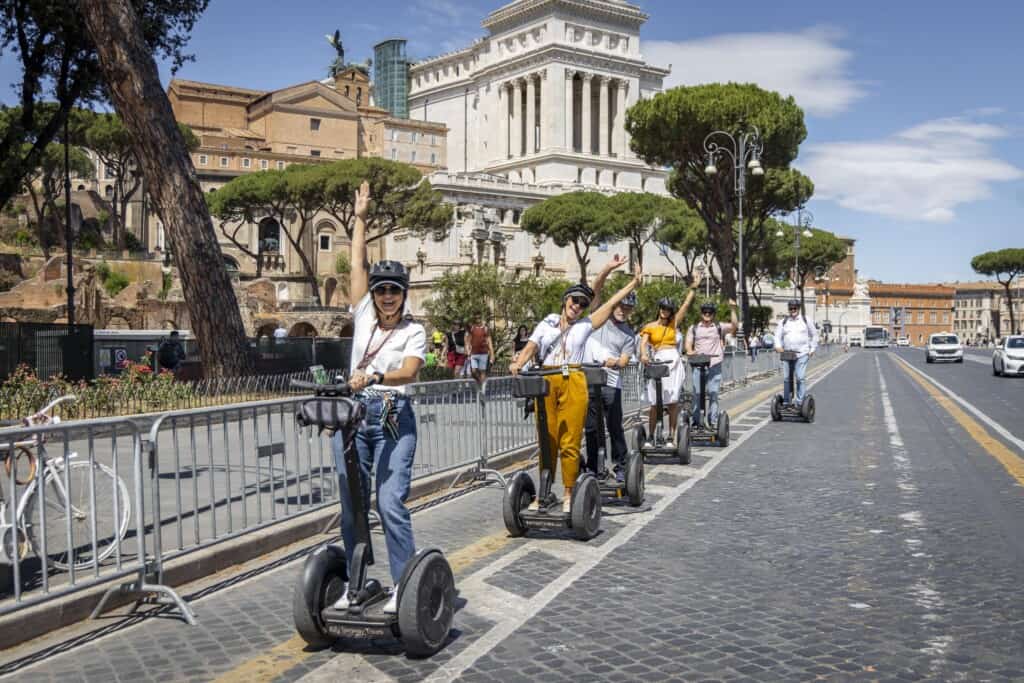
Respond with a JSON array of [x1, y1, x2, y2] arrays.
[[4, 446, 38, 485], [23, 460, 131, 571]]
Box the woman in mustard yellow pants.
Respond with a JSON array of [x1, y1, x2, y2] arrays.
[[509, 265, 642, 513]]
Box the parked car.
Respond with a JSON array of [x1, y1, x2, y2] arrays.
[[897, 336, 910, 347], [925, 333, 963, 363], [992, 335, 1024, 376], [848, 334, 862, 347]]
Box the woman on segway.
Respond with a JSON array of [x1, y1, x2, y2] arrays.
[[684, 297, 739, 429], [332, 180, 425, 614], [508, 263, 643, 514], [637, 269, 703, 447]]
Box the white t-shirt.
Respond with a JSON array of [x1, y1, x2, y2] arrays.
[[583, 336, 619, 388], [349, 294, 426, 394], [529, 314, 594, 366]]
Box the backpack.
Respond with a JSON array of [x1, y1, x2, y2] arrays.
[[157, 341, 180, 368], [687, 322, 723, 346]]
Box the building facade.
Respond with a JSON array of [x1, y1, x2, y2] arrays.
[[949, 281, 1002, 343], [869, 283, 955, 344]]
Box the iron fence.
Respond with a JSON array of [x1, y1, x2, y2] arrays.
[[0, 322, 94, 383]]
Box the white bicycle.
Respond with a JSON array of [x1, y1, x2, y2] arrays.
[[0, 396, 131, 571]]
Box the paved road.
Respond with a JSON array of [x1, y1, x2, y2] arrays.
[[3, 348, 1024, 681]]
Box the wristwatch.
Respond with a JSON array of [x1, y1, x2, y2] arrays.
[[371, 371, 385, 385]]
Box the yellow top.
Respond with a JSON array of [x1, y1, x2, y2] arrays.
[[640, 322, 677, 350]]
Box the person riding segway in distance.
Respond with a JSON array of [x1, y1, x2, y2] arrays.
[[637, 269, 704, 448], [583, 255, 636, 483], [332, 180, 426, 614], [508, 261, 643, 514], [774, 299, 818, 407], [684, 294, 739, 430]]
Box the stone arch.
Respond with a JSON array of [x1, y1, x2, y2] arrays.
[[107, 315, 132, 330], [340, 321, 354, 337], [76, 184, 85, 191], [323, 277, 338, 307], [255, 321, 279, 338], [259, 217, 281, 253], [289, 321, 318, 337]]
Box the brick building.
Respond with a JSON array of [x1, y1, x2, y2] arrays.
[[869, 282, 955, 344]]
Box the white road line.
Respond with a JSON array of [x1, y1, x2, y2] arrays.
[[422, 353, 852, 682], [876, 356, 950, 674], [890, 353, 1024, 454]]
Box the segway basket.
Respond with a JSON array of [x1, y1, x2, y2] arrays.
[[583, 366, 606, 387], [643, 363, 669, 380], [511, 374, 549, 398], [687, 354, 711, 367], [780, 350, 799, 362]]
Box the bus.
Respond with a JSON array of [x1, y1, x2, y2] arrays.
[[864, 326, 889, 348]]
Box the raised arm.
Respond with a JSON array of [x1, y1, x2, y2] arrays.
[[727, 298, 739, 333], [349, 180, 371, 303], [673, 269, 702, 329], [591, 266, 642, 329], [590, 254, 626, 308], [508, 341, 538, 375], [638, 329, 651, 364]]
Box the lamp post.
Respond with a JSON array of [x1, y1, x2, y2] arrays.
[[776, 208, 813, 306], [704, 126, 764, 348], [699, 256, 711, 298]]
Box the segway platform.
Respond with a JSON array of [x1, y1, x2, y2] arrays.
[[636, 361, 691, 464], [583, 366, 645, 506], [770, 351, 815, 423], [685, 354, 730, 447]]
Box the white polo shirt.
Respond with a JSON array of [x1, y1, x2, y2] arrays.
[[529, 314, 594, 366], [349, 294, 426, 394]]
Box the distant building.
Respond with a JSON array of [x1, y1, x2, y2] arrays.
[[374, 39, 411, 119], [948, 281, 1002, 343], [869, 282, 955, 344]]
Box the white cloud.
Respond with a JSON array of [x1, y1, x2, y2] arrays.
[[642, 28, 866, 117], [800, 116, 1024, 222]]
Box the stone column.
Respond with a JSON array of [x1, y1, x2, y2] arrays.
[[581, 74, 592, 156], [498, 83, 509, 161], [624, 78, 639, 159], [541, 67, 559, 153], [615, 80, 627, 158], [511, 79, 522, 158], [598, 76, 610, 157], [526, 74, 536, 155], [564, 69, 575, 151]]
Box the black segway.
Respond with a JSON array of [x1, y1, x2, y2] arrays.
[[503, 367, 602, 540], [635, 360, 691, 464], [290, 380, 455, 656], [771, 351, 815, 423], [684, 354, 730, 446], [582, 364, 644, 506]]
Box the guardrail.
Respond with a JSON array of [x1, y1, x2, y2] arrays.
[[0, 345, 837, 625]]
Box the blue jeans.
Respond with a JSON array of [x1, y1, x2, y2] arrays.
[[782, 354, 810, 404], [331, 395, 417, 585], [691, 363, 723, 426]]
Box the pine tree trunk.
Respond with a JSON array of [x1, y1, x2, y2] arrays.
[[78, 0, 252, 376]]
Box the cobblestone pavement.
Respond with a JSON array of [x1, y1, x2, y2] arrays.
[[4, 349, 1024, 681]]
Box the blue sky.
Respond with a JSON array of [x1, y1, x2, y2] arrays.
[[2, 0, 1021, 283]]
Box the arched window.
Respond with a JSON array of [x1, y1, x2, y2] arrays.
[[259, 217, 281, 253]]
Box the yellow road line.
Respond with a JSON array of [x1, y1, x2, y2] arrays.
[[896, 362, 1024, 486]]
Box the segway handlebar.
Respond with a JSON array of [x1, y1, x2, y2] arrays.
[[779, 350, 799, 362], [686, 353, 711, 366], [291, 378, 353, 397]]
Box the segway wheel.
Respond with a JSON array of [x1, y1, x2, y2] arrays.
[[633, 425, 647, 454], [801, 395, 816, 423], [675, 422, 691, 466], [625, 452, 645, 506], [570, 474, 602, 540], [502, 472, 536, 537], [293, 544, 347, 649], [770, 395, 782, 422], [716, 412, 730, 447], [398, 551, 456, 657]]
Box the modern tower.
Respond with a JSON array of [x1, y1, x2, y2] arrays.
[[373, 39, 410, 119]]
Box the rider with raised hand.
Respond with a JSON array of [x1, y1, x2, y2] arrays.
[[684, 293, 739, 429], [333, 180, 424, 614], [509, 262, 643, 513], [774, 300, 818, 405], [582, 255, 636, 482], [637, 269, 704, 447]]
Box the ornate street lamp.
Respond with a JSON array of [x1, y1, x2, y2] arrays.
[[704, 126, 764, 347], [776, 208, 813, 300]]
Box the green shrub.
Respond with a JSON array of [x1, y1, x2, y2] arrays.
[[103, 270, 130, 297], [124, 232, 143, 252]]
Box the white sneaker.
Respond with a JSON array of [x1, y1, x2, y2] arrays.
[[665, 441, 675, 449], [642, 441, 653, 449], [383, 589, 398, 614], [332, 582, 350, 609]]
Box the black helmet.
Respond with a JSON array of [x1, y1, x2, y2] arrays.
[[700, 300, 717, 314], [563, 283, 594, 303], [369, 260, 409, 291], [620, 291, 637, 307], [658, 297, 677, 312], [787, 299, 800, 309]]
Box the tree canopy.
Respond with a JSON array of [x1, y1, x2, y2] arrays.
[[775, 226, 848, 311], [520, 191, 621, 282], [972, 248, 1024, 334], [19, 141, 94, 257], [626, 82, 813, 326], [0, 0, 209, 211]]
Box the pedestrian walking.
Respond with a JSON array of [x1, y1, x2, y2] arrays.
[[330, 180, 425, 615], [157, 330, 186, 372], [445, 323, 468, 377], [467, 316, 494, 384]]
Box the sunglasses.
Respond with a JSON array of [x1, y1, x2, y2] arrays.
[[569, 295, 591, 307], [373, 284, 404, 296], [701, 310, 714, 315]]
